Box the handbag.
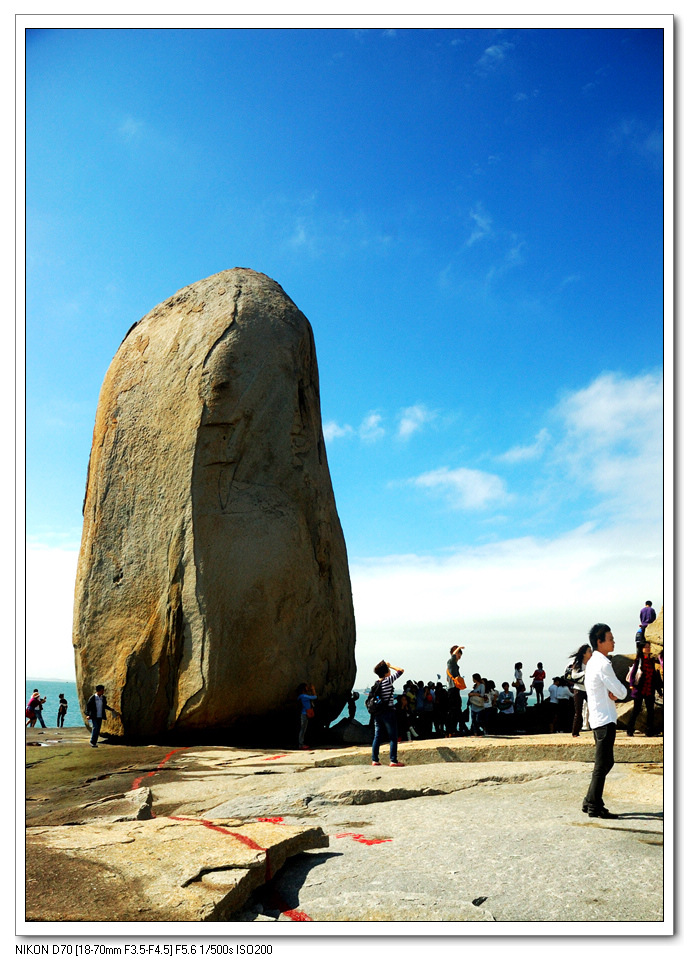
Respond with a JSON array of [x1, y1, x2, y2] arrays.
[[448, 668, 466, 690], [306, 706, 315, 719]]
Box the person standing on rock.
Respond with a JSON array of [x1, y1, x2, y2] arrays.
[[529, 662, 546, 704], [346, 691, 359, 720], [626, 639, 663, 737], [581, 624, 627, 819], [371, 660, 405, 767], [446, 645, 466, 737], [56, 693, 68, 728], [639, 600, 656, 638], [569, 644, 592, 737], [28, 689, 47, 728], [86, 684, 114, 748], [297, 683, 317, 750]]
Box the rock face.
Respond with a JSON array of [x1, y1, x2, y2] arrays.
[[73, 268, 356, 738]]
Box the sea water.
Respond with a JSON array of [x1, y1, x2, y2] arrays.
[[25, 679, 83, 729]]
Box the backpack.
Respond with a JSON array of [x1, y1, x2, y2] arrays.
[[365, 680, 385, 715]]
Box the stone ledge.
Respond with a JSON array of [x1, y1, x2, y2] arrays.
[[26, 816, 328, 922]]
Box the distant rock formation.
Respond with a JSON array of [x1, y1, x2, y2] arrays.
[[643, 606, 664, 654], [73, 268, 356, 738]]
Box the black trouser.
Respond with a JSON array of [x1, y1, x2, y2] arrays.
[[572, 689, 587, 736], [583, 723, 616, 813], [627, 694, 656, 735], [446, 689, 461, 734]]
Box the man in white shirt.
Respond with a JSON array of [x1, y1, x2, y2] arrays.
[[582, 624, 628, 818]]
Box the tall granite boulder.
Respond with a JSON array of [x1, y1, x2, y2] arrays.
[[73, 268, 356, 739]]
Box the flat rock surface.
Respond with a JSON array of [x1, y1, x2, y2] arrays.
[[27, 815, 327, 922], [24, 728, 664, 925]]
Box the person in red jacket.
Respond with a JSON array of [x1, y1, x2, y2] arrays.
[[529, 662, 546, 704], [626, 639, 663, 737]]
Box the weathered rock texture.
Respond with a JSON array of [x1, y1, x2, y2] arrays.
[[73, 268, 356, 738], [26, 817, 328, 922]]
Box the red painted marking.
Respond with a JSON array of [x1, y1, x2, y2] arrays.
[[334, 832, 392, 846], [168, 816, 311, 920], [264, 884, 313, 922], [263, 754, 288, 760], [256, 816, 284, 823], [168, 816, 273, 880], [131, 747, 188, 791]]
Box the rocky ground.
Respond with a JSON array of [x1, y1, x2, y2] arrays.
[[24, 727, 664, 928]]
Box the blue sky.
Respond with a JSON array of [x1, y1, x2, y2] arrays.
[[24, 21, 668, 688]]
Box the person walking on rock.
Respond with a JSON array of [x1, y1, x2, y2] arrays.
[[86, 684, 114, 748], [626, 639, 663, 737], [581, 624, 627, 819], [370, 660, 405, 767], [297, 683, 317, 749]]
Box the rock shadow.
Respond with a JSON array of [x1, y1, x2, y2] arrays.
[[227, 850, 340, 921]]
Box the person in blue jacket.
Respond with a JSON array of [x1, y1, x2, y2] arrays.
[[297, 683, 317, 749]]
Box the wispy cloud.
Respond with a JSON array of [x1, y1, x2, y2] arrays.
[[466, 203, 492, 246], [117, 114, 145, 143], [410, 466, 510, 511], [397, 404, 436, 440], [608, 117, 663, 166], [582, 65, 612, 96], [476, 41, 515, 74], [514, 90, 540, 103], [359, 411, 385, 443], [498, 428, 550, 464]]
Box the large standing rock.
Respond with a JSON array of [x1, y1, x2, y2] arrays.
[[73, 269, 356, 739]]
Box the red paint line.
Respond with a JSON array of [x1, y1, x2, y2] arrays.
[[168, 816, 310, 920], [131, 746, 188, 791], [168, 815, 273, 880], [264, 884, 313, 922], [334, 832, 392, 846], [256, 816, 284, 823], [263, 754, 288, 760]]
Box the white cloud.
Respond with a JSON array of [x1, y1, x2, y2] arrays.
[[323, 420, 354, 442], [350, 519, 662, 688], [25, 544, 79, 680], [552, 371, 663, 522], [498, 428, 550, 463], [476, 42, 515, 73], [359, 412, 385, 443], [410, 466, 509, 510], [397, 404, 436, 440]]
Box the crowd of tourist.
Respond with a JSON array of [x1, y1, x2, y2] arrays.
[[364, 623, 663, 743], [387, 655, 546, 741]]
